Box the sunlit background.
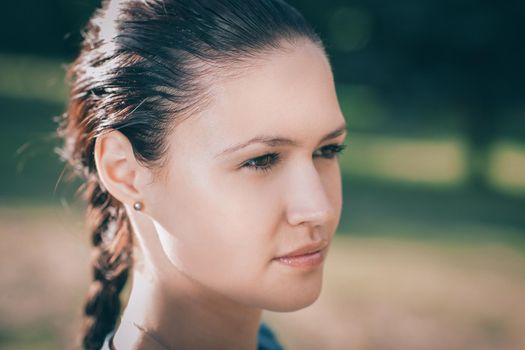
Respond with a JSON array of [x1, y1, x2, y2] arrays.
[[1, 1, 524, 349]]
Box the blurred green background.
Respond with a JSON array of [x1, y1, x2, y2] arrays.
[[1, 1, 524, 349]]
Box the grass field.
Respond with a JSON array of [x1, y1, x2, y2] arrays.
[[1, 206, 524, 350]]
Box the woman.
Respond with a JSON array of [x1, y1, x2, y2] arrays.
[[57, 0, 347, 349]]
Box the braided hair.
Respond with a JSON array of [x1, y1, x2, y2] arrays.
[[56, 0, 324, 348]]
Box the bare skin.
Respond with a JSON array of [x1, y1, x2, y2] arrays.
[[94, 39, 347, 349]]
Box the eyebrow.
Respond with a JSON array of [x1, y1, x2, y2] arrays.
[[215, 122, 348, 158]]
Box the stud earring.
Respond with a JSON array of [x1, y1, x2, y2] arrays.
[[133, 201, 143, 211]]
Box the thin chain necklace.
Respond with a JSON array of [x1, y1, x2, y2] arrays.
[[133, 322, 173, 350], [109, 322, 173, 350]]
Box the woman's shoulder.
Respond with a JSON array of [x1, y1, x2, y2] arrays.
[[100, 322, 285, 350]]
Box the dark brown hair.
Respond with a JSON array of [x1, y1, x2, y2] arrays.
[[56, 0, 323, 348]]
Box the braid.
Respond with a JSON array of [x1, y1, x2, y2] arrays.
[[57, 47, 135, 348], [81, 176, 133, 350]]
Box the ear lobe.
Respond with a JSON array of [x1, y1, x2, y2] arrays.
[[94, 129, 143, 205]]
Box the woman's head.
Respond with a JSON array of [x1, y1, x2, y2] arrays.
[[139, 39, 346, 309], [58, 0, 345, 348]]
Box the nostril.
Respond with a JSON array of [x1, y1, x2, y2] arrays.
[[286, 202, 334, 227]]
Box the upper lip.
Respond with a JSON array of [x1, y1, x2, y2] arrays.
[[275, 239, 329, 259]]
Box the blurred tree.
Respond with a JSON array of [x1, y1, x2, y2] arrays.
[[0, 0, 100, 58], [291, 0, 525, 189]]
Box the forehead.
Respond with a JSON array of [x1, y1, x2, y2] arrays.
[[169, 40, 345, 154]]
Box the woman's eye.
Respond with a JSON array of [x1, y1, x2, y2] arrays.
[[240, 144, 346, 174], [313, 143, 347, 159], [241, 153, 281, 173]]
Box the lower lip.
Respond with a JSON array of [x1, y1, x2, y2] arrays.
[[274, 250, 324, 268]]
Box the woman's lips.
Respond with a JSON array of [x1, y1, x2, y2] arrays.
[[273, 248, 326, 268]]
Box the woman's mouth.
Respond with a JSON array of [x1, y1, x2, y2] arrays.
[[274, 249, 325, 268], [273, 240, 329, 268]]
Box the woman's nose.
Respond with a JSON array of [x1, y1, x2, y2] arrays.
[[285, 161, 336, 228]]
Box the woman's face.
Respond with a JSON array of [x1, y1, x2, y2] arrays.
[[145, 40, 346, 312]]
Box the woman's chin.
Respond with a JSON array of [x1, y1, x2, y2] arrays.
[[262, 281, 323, 312]]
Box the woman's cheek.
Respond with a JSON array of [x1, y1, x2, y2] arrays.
[[157, 160, 279, 283], [162, 194, 254, 278], [195, 202, 274, 292]]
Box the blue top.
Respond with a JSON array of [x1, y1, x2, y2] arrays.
[[100, 322, 284, 350]]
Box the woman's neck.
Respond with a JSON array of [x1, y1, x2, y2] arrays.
[[112, 263, 262, 350]]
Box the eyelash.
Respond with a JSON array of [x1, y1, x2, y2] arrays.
[[241, 143, 347, 173]]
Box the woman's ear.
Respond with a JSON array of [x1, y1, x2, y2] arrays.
[[94, 129, 152, 206]]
